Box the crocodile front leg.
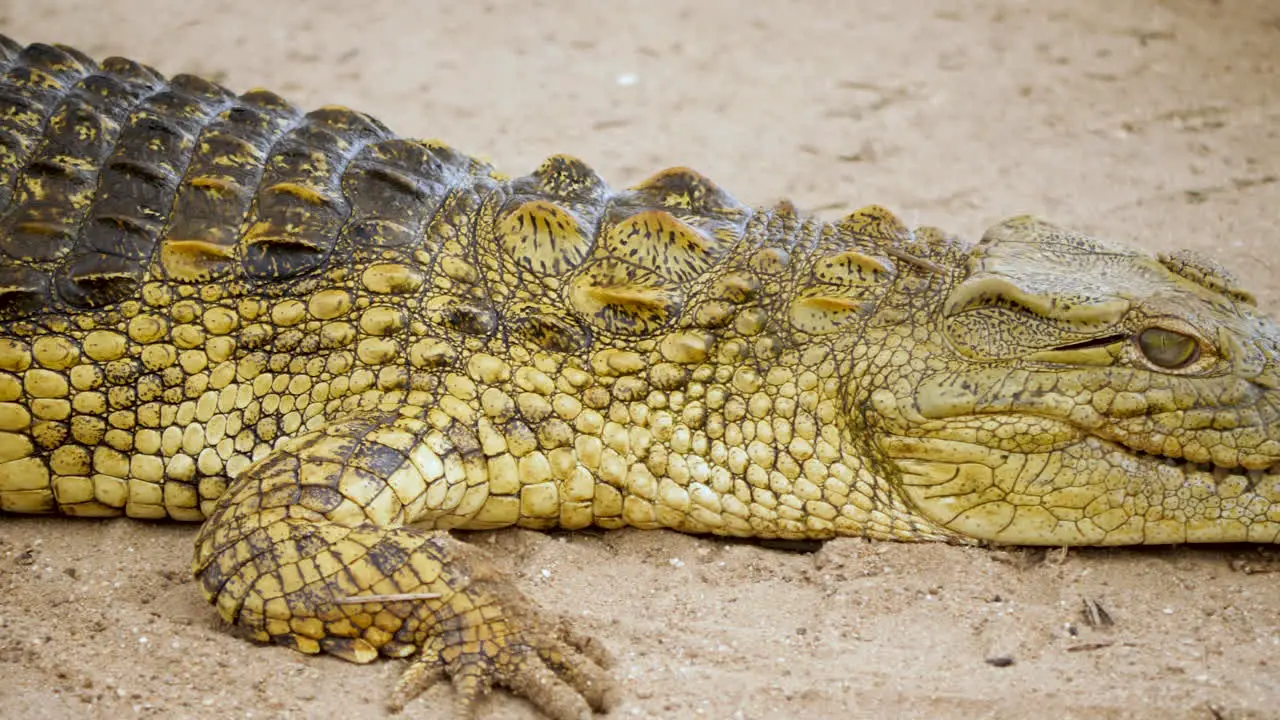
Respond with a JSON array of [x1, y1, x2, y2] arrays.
[[192, 411, 618, 718]]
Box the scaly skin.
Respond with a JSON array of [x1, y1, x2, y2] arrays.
[[1, 37, 1279, 718]]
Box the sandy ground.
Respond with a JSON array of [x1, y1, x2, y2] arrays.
[[2, 1, 1280, 718]]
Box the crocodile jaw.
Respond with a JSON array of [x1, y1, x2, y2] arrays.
[[878, 427, 1280, 546], [867, 371, 1280, 545]]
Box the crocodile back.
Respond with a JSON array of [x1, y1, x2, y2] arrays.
[[0, 37, 825, 520], [0, 40, 503, 314], [0, 38, 771, 343]]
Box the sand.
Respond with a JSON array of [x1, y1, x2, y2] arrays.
[[2, 1, 1279, 718]]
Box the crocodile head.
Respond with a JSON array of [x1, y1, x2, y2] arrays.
[[868, 216, 1280, 545]]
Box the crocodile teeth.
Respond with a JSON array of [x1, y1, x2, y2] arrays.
[[1123, 444, 1280, 480]]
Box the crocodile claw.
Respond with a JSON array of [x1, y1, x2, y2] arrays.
[[387, 559, 619, 719]]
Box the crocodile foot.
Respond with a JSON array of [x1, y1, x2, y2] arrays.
[[387, 559, 619, 718], [191, 412, 620, 718]]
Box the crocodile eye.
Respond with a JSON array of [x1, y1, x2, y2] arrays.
[[1137, 327, 1200, 369]]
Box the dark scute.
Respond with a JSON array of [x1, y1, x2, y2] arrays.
[[81, 213, 160, 261], [0, 266, 52, 319], [361, 165, 428, 200], [106, 156, 180, 188], [25, 157, 90, 181], [243, 239, 328, 281], [0, 34, 22, 63], [97, 55, 166, 88], [55, 251, 143, 308], [19, 43, 91, 74], [134, 114, 186, 140], [0, 86, 40, 116], [168, 73, 233, 102]]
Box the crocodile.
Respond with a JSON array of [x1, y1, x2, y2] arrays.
[[2, 35, 1279, 718]]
